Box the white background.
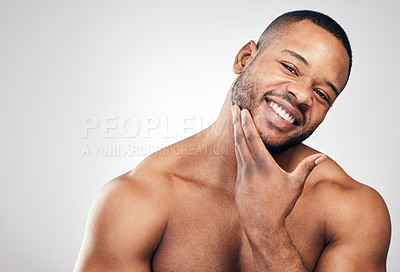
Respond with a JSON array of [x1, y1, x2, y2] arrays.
[[1, 0, 399, 271]]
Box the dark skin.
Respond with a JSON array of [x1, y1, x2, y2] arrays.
[[74, 20, 391, 271]]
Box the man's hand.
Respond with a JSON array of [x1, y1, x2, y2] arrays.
[[231, 105, 325, 237]]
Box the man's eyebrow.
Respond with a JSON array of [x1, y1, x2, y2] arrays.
[[281, 49, 309, 66], [326, 80, 339, 97]]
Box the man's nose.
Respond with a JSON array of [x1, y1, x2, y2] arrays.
[[287, 82, 313, 109]]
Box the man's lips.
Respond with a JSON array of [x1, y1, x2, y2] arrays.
[[264, 97, 303, 126]]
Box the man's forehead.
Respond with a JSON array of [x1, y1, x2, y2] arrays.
[[276, 22, 331, 44], [278, 20, 332, 38]]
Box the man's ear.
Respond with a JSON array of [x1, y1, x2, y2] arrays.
[[233, 40, 258, 74]]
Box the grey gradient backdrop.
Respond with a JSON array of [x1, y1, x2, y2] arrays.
[[1, 0, 399, 271]]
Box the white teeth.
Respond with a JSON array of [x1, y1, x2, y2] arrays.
[[283, 113, 289, 119], [268, 101, 295, 124]]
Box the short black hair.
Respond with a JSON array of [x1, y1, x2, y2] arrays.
[[257, 10, 352, 80]]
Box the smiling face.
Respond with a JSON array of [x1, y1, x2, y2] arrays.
[[231, 20, 350, 153]]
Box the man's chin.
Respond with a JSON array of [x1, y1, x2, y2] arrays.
[[263, 142, 297, 154], [261, 130, 315, 154]]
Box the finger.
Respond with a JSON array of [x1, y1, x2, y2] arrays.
[[235, 148, 243, 185], [235, 141, 243, 168], [231, 106, 243, 176], [232, 106, 254, 164], [240, 109, 281, 171], [290, 154, 326, 185], [240, 109, 271, 162]]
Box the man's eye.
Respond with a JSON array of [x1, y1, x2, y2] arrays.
[[314, 89, 329, 102], [281, 63, 298, 76]]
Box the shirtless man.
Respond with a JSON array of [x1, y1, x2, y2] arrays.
[[74, 10, 391, 271]]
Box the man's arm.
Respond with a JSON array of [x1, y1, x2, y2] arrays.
[[74, 175, 169, 272], [314, 185, 391, 271]]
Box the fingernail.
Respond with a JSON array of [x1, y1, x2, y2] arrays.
[[231, 106, 237, 117], [315, 156, 326, 166], [241, 109, 246, 119]]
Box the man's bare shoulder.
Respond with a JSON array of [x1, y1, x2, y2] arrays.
[[309, 160, 391, 236], [103, 140, 208, 215], [294, 144, 391, 268], [74, 152, 175, 271], [296, 144, 389, 213], [99, 152, 172, 204]]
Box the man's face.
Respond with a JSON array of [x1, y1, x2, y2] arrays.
[[231, 20, 350, 153]]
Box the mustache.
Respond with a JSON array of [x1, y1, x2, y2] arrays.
[[264, 90, 306, 124]]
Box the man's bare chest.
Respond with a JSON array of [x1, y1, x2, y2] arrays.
[[151, 187, 326, 271]]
